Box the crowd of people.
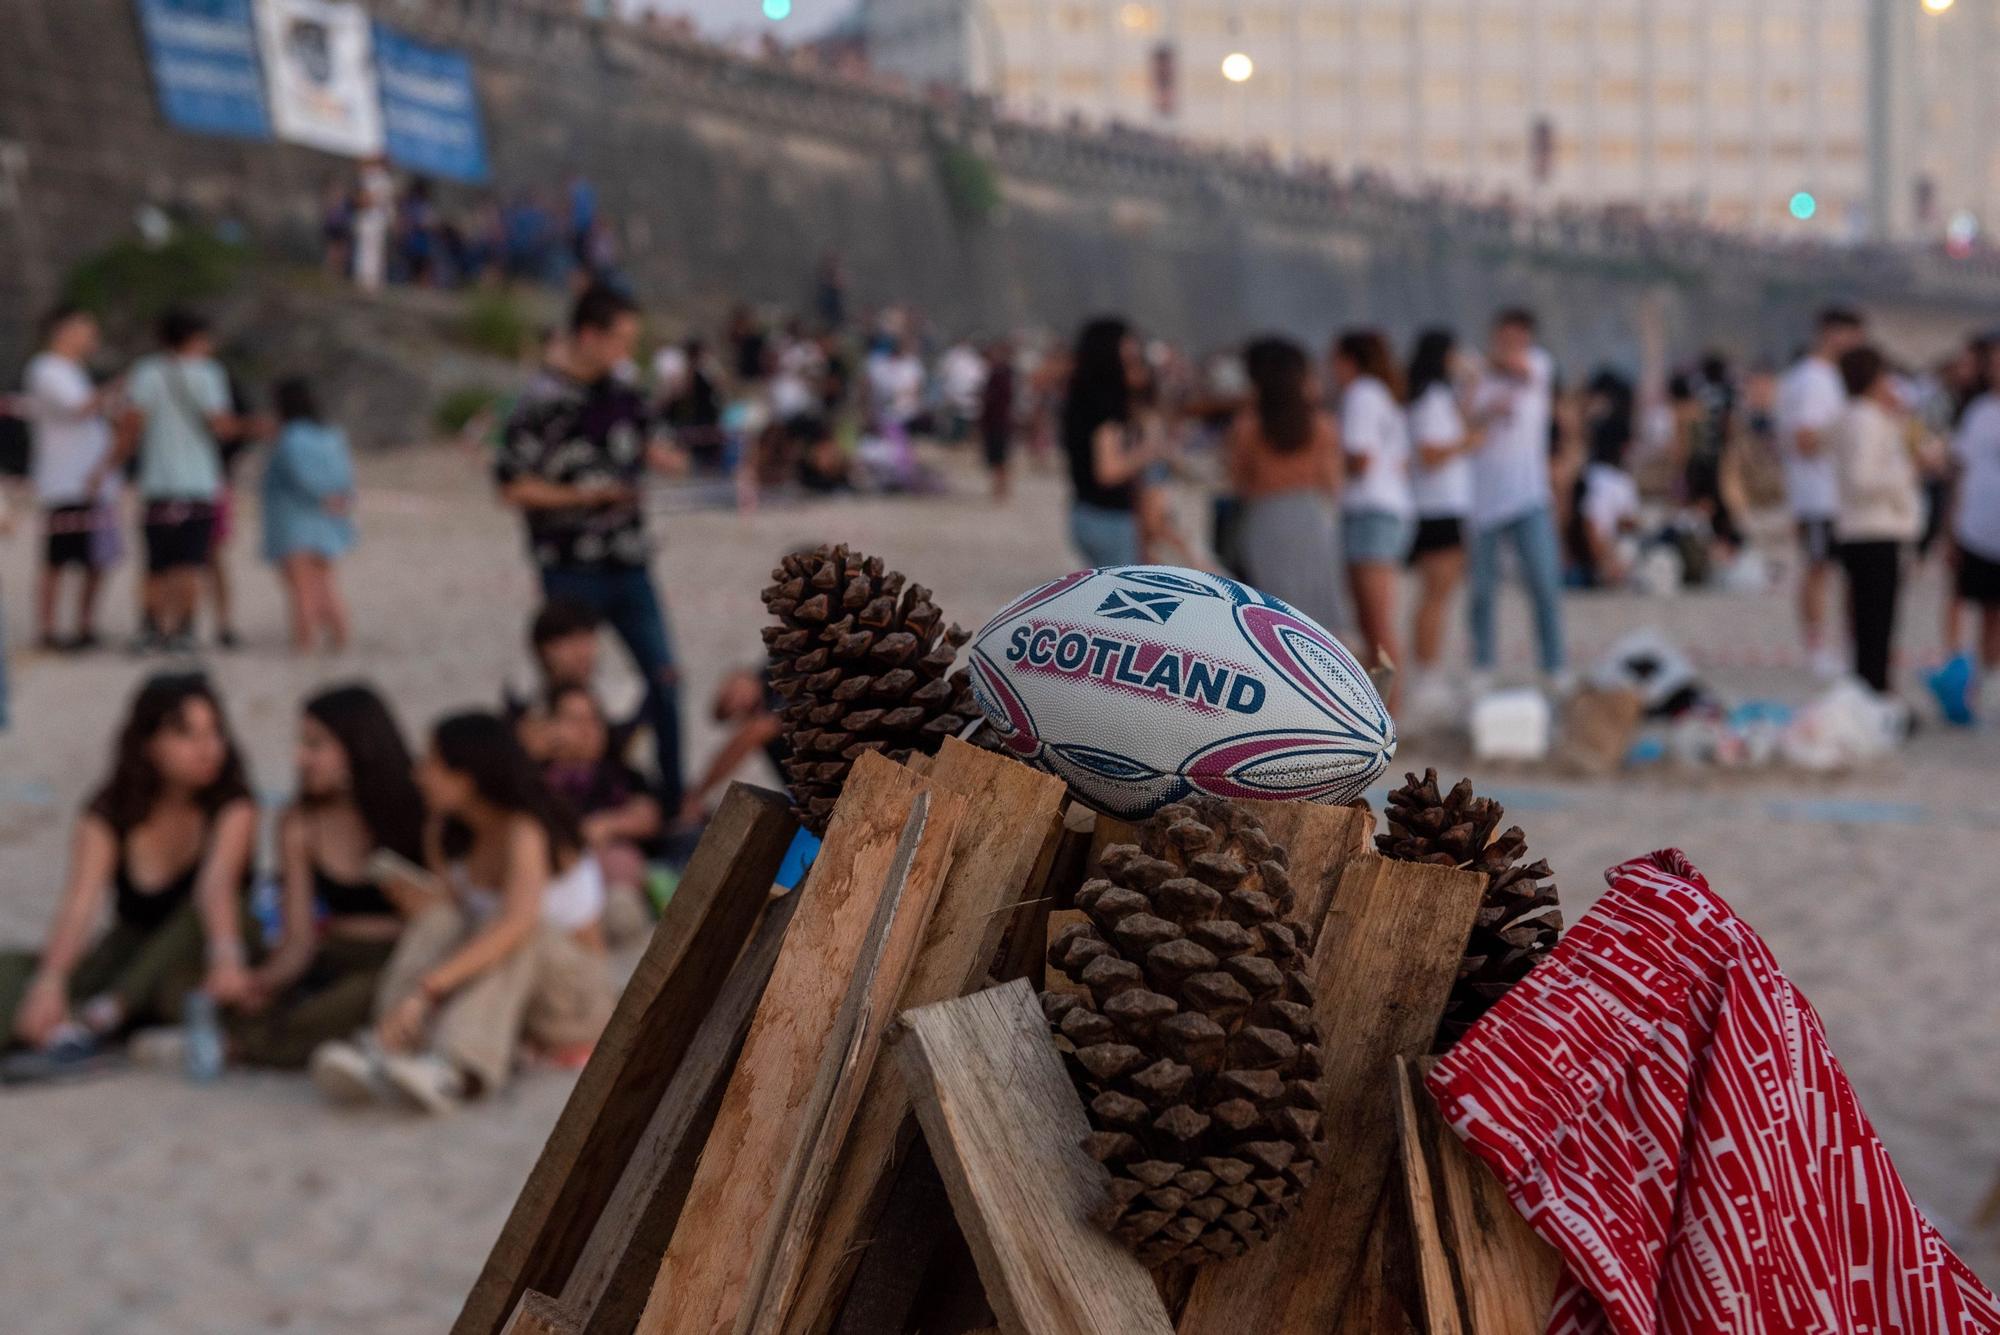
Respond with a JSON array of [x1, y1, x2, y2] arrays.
[[5, 268, 1999, 1110]]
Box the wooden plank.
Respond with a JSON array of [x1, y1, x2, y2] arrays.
[[1178, 855, 1488, 1335], [781, 739, 1067, 1334], [638, 751, 966, 1335], [500, 1292, 580, 1335], [1330, 1196, 1417, 1335], [1392, 1058, 1560, 1335], [896, 979, 1177, 1335], [454, 785, 797, 1335], [826, 1138, 958, 1335], [992, 802, 1095, 986], [562, 884, 804, 1333], [1235, 799, 1374, 936]]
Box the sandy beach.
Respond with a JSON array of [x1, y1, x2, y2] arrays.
[[2, 446, 1995, 1332]]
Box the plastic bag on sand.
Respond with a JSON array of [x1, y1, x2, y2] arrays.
[[1781, 682, 1908, 772]]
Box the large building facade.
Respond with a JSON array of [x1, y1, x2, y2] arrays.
[[859, 0, 1998, 242]]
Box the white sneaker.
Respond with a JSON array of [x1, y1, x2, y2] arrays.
[[309, 1039, 388, 1106], [379, 1052, 468, 1115], [1542, 669, 1577, 700], [1406, 671, 1459, 726], [126, 1027, 187, 1070], [1809, 646, 1846, 681]]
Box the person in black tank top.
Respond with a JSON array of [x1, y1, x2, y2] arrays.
[[1062, 317, 1159, 568], [229, 685, 430, 1070], [0, 674, 256, 1063]]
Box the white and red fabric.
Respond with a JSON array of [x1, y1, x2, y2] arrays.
[[1428, 848, 2000, 1335]]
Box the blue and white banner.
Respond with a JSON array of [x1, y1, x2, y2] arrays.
[[373, 23, 489, 183], [254, 0, 382, 157], [135, 0, 271, 140]]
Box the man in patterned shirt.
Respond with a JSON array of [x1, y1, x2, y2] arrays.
[[496, 284, 685, 806]]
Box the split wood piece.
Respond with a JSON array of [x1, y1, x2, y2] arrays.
[[1329, 1194, 1418, 1335], [992, 802, 1098, 986], [895, 979, 1177, 1335], [826, 1138, 959, 1335], [454, 785, 797, 1335], [1392, 1056, 1560, 1335], [1177, 854, 1488, 1335], [558, 884, 805, 1333], [640, 751, 966, 1335], [1235, 798, 1375, 938], [782, 738, 1067, 1335], [501, 1292, 580, 1335]]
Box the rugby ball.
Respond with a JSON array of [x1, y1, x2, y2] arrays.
[[967, 565, 1395, 820]]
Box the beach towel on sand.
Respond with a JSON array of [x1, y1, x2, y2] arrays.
[[1427, 848, 2000, 1335]]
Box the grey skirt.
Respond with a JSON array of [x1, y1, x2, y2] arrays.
[[1237, 490, 1345, 630]]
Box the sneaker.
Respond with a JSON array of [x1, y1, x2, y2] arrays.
[[1542, 669, 1578, 701], [126, 1027, 188, 1070], [66, 630, 101, 654], [215, 627, 241, 651], [309, 1039, 388, 1106], [0, 1032, 120, 1085], [379, 1052, 468, 1115], [161, 630, 199, 656], [1925, 653, 1977, 727]]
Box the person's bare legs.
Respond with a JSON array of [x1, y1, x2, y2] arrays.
[[315, 556, 350, 652], [1410, 547, 1464, 674], [34, 565, 60, 644], [281, 555, 316, 652], [74, 567, 102, 642], [1800, 557, 1832, 660], [1347, 561, 1404, 713], [207, 546, 235, 644]]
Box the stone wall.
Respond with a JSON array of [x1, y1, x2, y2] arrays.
[[5, 0, 1999, 383]]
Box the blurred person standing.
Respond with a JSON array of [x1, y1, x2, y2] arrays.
[[1937, 338, 2000, 720], [120, 310, 248, 653], [24, 306, 118, 651], [1777, 307, 1866, 678], [1829, 345, 1922, 696], [1061, 317, 1157, 567], [352, 154, 395, 292], [1225, 335, 1343, 628], [1403, 329, 1477, 716], [260, 377, 356, 654], [1332, 330, 1414, 698], [938, 339, 987, 443], [495, 284, 686, 810], [1466, 308, 1567, 691], [980, 337, 1018, 501]]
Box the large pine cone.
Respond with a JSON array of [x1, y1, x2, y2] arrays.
[[1043, 797, 1326, 1269], [761, 544, 977, 834], [1377, 768, 1563, 1050]]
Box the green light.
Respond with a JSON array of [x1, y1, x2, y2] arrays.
[[1789, 191, 1818, 221], [763, 0, 792, 18]]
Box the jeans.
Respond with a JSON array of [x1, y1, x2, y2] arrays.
[[1837, 540, 1902, 693], [1070, 502, 1140, 568], [539, 563, 684, 807], [1468, 506, 1566, 674]]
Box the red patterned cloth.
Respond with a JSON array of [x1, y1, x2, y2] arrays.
[[1427, 848, 2000, 1335]]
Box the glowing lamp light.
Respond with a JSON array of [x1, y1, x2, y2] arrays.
[[1923, 0, 1956, 15], [1119, 3, 1151, 30], [1221, 51, 1255, 83], [763, 0, 792, 19], [1789, 191, 1818, 221]]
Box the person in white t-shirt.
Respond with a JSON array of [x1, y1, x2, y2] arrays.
[[866, 336, 926, 434], [1944, 339, 2000, 714], [22, 306, 117, 651], [1466, 308, 1566, 686], [1331, 330, 1414, 702], [1401, 328, 1478, 708], [1775, 307, 1866, 678]]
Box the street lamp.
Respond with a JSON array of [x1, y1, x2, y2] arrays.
[[1221, 51, 1254, 83]]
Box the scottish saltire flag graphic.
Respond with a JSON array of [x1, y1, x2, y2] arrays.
[[1095, 589, 1181, 623]]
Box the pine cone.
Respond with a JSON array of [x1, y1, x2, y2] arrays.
[[761, 544, 977, 834], [1377, 768, 1563, 1050], [1043, 797, 1326, 1269]]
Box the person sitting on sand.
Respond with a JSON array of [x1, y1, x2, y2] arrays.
[[225, 685, 435, 1069], [506, 599, 641, 764], [308, 712, 615, 1113], [0, 673, 257, 1068], [540, 682, 659, 945], [678, 665, 786, 825]]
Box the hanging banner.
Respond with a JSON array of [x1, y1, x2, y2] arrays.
[[135, 0, 271, 140], [372, 23, 489, 183], [254, 0, 382, 157]]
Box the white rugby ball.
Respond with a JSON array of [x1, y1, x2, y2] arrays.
[[967, 565, 1396, 820]]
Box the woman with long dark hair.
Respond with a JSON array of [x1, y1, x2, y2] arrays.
[[1332, 330, 1415, 702], [1062, 317, 1159, 567], [0, 673, 256, 1064], [309, 711, 615, 1113], [1225, 336, 1345, 629], [1403, 329, 1478, 714], [227, 684, 430, 1068]]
